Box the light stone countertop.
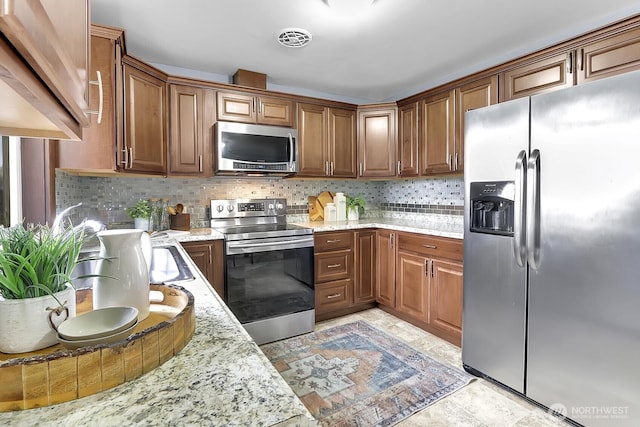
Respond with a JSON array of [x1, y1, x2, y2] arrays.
[[291, 216, 464, 240], [0, 243, 317, 427]]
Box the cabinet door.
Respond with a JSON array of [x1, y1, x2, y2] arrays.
[[123, 63, 167, 173], [58, 28, 123, 170], [257, 96, 294, 127], [358, 107, 397, 177], [430, 258, 463, 340], [375, 229, 396, 307], [328, 108, 357, 177], [216, 91, 256, 123], [297, 103, 329, 177], [455, 76, 498, 172], [398, 102, 419, 176], [421, 90, 455, 175], [501, 52, 574, 101], [396, 251, 430, 322], [169, 85, 215, 176], [0, 0, 90, 128], [354, 230, 376, 304], [577, 26, 640, 84], [181, 241, 224, 298]]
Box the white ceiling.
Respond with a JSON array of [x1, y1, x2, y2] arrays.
[[91, 0, 640, 103]]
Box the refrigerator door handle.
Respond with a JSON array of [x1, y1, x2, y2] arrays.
[[513, 150, 527, 267], [526, 149, 541, 270]]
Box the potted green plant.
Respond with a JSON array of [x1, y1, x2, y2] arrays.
[[0, 222, 91, 353], [126, 199, 152, 230], [346, 194, 366, 221]]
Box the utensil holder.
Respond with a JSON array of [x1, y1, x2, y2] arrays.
[[170, 213, 191, 231]]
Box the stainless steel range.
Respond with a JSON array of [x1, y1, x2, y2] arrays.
[[210, 198, 314, 344]]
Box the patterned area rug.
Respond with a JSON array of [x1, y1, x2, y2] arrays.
[[261, 320, 472, 426]]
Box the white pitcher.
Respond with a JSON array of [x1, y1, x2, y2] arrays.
[[93, 229, 150, 320]]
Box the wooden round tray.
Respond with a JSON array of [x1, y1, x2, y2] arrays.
[[0, 284, 195, 412]]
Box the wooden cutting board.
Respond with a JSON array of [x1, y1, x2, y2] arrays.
[[309, 191, 335, 221], [308, 196, 323, 221]]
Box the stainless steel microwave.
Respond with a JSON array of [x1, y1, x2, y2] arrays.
[[214, 122, 298, 174]]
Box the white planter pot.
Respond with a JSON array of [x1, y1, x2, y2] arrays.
[[133, 218, 149, 231], [0, 285, 76, 353], [347, 208, 360, 221]]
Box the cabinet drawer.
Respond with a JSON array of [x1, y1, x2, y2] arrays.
[[315, 280, 351, 314], [397, 232, 463, 261], [314, 231, 354, 252], [315, 250, 352, 283]]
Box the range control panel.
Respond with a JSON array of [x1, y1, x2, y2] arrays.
[[210, 198, 287, 219]]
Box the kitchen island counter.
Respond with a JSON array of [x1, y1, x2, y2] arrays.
[[0, 243, 317, 427]]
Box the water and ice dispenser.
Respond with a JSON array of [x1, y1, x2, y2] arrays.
[[469, 181, 515, 236]]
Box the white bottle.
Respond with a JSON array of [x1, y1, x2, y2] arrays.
[[325, 203, 337, 221], [334, 192, 347, 221]]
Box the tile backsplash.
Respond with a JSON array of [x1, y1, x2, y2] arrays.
[[55, 171, 464, 227]]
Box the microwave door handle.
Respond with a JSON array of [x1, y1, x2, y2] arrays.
[[288, 133, 295, 172]]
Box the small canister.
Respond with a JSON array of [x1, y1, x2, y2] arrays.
[[325, 203, 337, 222]]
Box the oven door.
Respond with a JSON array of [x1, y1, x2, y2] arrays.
[[225, 235, 314, 325]]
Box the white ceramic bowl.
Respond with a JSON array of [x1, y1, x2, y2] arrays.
[[57, 321, 138, 350], [57, 306, 138, 341]]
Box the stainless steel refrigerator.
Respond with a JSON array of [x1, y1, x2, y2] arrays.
[[462, 70, 640, 427]]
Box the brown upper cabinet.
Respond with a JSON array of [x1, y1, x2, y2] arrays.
[[357, 104, 397, 178], [421, 76, 497, 175], [217, 91, 295, 127], [297, 103, 356, 178], [502, 24, 640, 101], [0, 0, 90, 140], [58, 25, 124, 172], [121, 57, 168, 174], [168, 84, 215, 177], [397, 102, 420, 177]]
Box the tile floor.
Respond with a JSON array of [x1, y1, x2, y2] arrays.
[[314, 308, 571, 427]]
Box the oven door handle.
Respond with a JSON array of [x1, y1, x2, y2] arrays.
[[226, 236, 314, 254]]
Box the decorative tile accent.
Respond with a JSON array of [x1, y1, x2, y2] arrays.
[[55, 172, 465, 227]]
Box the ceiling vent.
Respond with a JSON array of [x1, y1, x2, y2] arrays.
[[277, 28, 312, 48]]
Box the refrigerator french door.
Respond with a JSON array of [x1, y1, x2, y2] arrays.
[[463, 70, 640, 427]]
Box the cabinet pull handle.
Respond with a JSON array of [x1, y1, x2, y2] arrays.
[[359, 162, 363, 176], [430, 260, 434, 278], [325, 161, 329, 176], [327, 264, 341, 268], [252, 99, 256, 113], [257, 99, 262, 114], [390, 233, 394, 248], [448, 154, 452, 170], [208, 247, 212, 265], [577, 48, 584, 71], [326, 293, 341, 299], [199, 155, 203, 172], [566, 51, 573, 74], [128, 147, 133, 169], [397, 160, 401, 175], [454, 153, 459, 170], [425, 259, 429, 275], [121, 147, 128, 166], [330, 161, 334, 176], [326, 239, 341, 243], [88, 71, 104, 124], [423, 244, 437, 249]]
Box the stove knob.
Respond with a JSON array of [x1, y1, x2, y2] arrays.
[[276, 202, 284, 211], [216, 205, 224, 213], [268, 203, 275, 210], [227, 205, 234, 212]]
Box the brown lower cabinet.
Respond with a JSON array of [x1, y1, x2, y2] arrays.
[[376, 230, 464, 346], [180, 240, 224, 299], [314, 230, 376, 321]]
